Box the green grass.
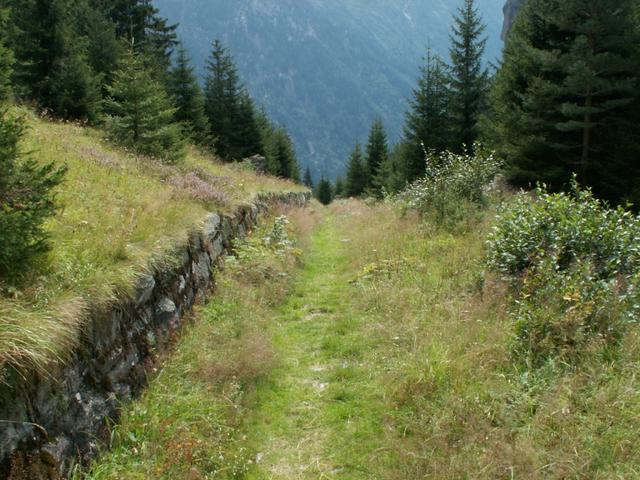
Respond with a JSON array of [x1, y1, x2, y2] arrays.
[[74, 199, 640, 479], [0, 108, 306, 377]]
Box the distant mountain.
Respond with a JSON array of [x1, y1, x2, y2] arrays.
[[154, 0, 504, 179], [502, 0, 525, 39]]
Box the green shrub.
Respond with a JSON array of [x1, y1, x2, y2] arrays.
[[0, 110, 66, 279], [487, 181, 640, 366], [398, 145, 501, 224]]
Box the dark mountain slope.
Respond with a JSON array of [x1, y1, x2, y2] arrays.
[[155, 0, 504, 178]]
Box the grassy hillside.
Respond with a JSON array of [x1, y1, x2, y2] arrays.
[[0, 109, 305, 377]]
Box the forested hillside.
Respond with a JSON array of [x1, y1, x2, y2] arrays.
[[154, 0, 505, 179]]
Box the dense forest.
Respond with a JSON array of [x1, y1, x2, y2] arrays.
[[333, 0, 640, 208]]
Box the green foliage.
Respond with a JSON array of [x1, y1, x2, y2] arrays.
[[0, 110, 66, 279], [334, 177, 344, 198], [104, 0, 177, 76], [345, 143, 368, 197], [105, 48, 185, 163], [0, 7, 14, 102], [168, 44, 210, 145], [6, 0, 102, 121], [485, 0, 640, 206], [364, 119, 389, 195], [303, 167, 313, 188], [448, 0, 489, 151], [315, 176, 333, 205], [398, 145, 501, 224], [374, 141, 410, 195], [402, 51, 451, 182], [487, 181, 640, 366]]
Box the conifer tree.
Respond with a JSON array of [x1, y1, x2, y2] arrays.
[[105, 48, 185, 163], [315, 176, 333, 205], [334, 177, 344, 197], [7, 0, 102, 121], [345, 143, 368, 197], [365, 119, 389, 192], [375, 142, 411, 194], [0, 109, 66, 279], [303, 167, 314, 189], [403, 51, 451, 182], [168, 44, 209, 145], [0, 7, 14, 102], [74, 1, 122, 87], [233, 90, 264, 159], [448, 0, 489, 151], [104, 0, 177, 75], [204, 40, 240, 160], [265, 127, 300, 180], [486, 0, 640, 204]]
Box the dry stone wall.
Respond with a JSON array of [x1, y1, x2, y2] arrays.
[[0, 191, 310, 480]]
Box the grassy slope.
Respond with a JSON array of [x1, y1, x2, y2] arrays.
[[0, 109, 305, 375], [80, 199, 640, 479]]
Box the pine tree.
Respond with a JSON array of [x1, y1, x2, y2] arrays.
[[104, 0, 177, 75], [448, 0, 489, 151], [315, 176, 333, 205], [303, 167, 314, 188], [0, 109, 66, 279], [365, 119, 389, 192], [334, 177, 344, 197], [375, 141, 411, 194], [486, 0, 640, 204], [345, 143, 368, 197], [232, 90, 264, 159], [105, 48, 185, 163], [0, 7, 14, 102], [403, 50, 451, 182], [265, 127, 300, 180], [74, 0, 122, 87], [7, 0, 102, 121], [168, 44, 209, 145], [204, 40, 240, 160]]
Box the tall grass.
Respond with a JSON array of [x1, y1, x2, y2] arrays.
[[0, 108, 306, 378]]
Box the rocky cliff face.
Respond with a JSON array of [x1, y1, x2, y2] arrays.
[[502, 0, 525, 40]]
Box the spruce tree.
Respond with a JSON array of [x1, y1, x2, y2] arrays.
[[204, 40, 240, 160], [448, 0, 489, 151], [0, 7, 14, 102], [0, 109, 66, 279], [315, 176, 333, 205], [334, 177, 344, 197], [486, 0, 640, 204], [365, 119, 389, 192], [303, 167, 314, 188], [375, 141, 411, 194], [265, 127, 300, 180], [104, 0, 177, 75], [7, 0, 101, 121], [105, 48, 185, 163], [232, 90, 264, 159], [168, 44, 209, 145], [345, 143, 368, 197], [403, 51, 451, 182]]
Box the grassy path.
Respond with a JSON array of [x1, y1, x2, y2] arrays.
[[244, 213, 393, 479]]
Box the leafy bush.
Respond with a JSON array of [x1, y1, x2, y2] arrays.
[[398, 146, 501, 223], [0, 110, 66, 279], [487, 181, 640, 366]]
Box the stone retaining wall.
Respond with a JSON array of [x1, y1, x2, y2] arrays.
[[0, 191, 310, 479]]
